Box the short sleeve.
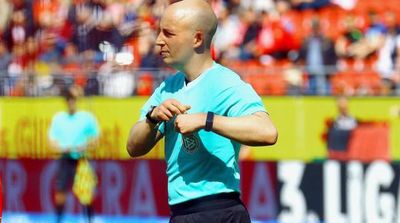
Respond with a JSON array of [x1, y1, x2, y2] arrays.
[[86, 113, 100, 138], [48, 115, 60, 141], [223, 83, 266, 117]]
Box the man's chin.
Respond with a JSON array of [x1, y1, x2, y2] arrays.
[[162, 58, 174, 65]]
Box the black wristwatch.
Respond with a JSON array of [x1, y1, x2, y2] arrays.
[[205, 111, 214, 131], [146, 106, 160, 125]]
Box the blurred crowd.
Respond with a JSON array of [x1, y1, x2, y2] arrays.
[[0, 0, 400, 96]]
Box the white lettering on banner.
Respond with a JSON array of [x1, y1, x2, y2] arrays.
[[6, 161, 26, 212], [324, 161, 346, 223], [248, 163, 277, 219], [365, 161, 395, 223], [102, 161, 124, 215], [129, 160, 156, 216], [277, 161, 306, 223], [40, 161, 57, 212], [347, 161, 363, 223]]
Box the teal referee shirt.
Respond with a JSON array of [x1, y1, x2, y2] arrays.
[[140, 62, 266, 205], [49, 111, 100, 159]]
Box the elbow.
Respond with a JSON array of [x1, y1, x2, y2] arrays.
[[260, 126, 278, 146], [251, 112, 278, 146], [126, 142, 144, 158]]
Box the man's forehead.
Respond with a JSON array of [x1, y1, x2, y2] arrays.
[[159, 18, 177, 31], [161, 7, 193, 27]]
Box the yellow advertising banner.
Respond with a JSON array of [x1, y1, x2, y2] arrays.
[[0, 97, 399, 161], [0, 97, 164, 159]]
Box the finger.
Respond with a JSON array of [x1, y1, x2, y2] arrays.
[[183, 105, 191, 112], [159, 112, 172, 121], [167, 104, 183, 115], [167, 100, 190, 114], [159, 106, 174, 119], [174, 119, 181, 132], [176, 104, 191, 114]]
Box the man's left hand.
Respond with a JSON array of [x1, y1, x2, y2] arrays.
[[174, 113, 206, 135]]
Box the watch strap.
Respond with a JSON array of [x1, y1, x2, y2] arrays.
[[146, 106, 160, 125], [205, 112, 214, 132]]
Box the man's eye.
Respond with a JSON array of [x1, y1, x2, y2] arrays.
[[164, 31, 174, 37]]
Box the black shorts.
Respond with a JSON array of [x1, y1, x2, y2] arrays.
[[169, 192, 251, 223], [55, 154, 78, 192]]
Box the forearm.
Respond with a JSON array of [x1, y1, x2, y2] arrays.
[[212, 112, 278, 146], [126, 120, 162, 157]]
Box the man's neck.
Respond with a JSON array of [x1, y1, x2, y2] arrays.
[[180, 55, 214, 82]]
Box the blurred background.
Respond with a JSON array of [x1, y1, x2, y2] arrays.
[[1, 0, 400, 222]]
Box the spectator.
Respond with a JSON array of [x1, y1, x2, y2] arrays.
[[136, 17, 158, 67], [333, 96, 357, 130], [61, 42, 84, 88], [98, 59, 134, 97], [213, 6, 244, 59], [68, 1, 95, 52], [24, 36, 39, 72], [88, 12, 123, 53], [375, 11, 400, 95], [8, 0, 35, 33], [327, 96, 357, 151], [238, 9, 262, 60], [297, 17, 337, 95], [3, 10, 31, 50], [7, 44, 26, 96], [257, 10, 297, 59], [335, 15, 365, 59], [0, 0, 12, 35], [0, 41, 12, 95]]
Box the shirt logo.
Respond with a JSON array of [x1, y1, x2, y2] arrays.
[[182, 134, 200, 153]]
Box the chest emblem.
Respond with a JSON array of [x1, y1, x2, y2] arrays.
[[182, 134, 200, 153]]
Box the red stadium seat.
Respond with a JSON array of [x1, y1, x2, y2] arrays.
[[136, 72, 154, 96], [244, 72, 287, 96]]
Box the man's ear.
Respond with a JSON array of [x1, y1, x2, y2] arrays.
[[193, 31, 204, 48]]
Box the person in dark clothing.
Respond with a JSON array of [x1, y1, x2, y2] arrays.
[[297, 17, 337, 95]]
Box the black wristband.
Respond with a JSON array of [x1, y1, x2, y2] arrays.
[[205, 112, 214, 132], [146, 106, 160, 125]]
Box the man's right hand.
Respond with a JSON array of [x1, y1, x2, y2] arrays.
[[151, 99, 191, 122]]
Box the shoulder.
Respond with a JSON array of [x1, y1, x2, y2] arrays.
[[209, 63, 245, 87], [76, 111, 97, 119], [52, 112, 67, 121]]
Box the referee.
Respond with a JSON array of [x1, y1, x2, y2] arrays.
[[127, 0, 278, 222]]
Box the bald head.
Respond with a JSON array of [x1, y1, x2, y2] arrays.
[[165, 0, 218, 48]]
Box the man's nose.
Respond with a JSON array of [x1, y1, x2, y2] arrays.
[[155, 34, 164, 46]]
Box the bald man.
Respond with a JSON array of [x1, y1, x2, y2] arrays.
[[127, 0, 278, 222]]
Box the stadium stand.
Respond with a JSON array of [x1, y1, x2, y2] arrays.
[[0, 0, 400, 97]]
